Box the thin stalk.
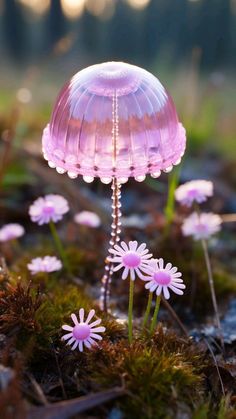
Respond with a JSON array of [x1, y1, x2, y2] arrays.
[[101, 178, 121, 312], [49, 221, 71, 274], [150, 295, 161, 335], [128, 278, 135, 344], [142, 292, 153, 331], [164, 167, 181, 232], [201, 238, 224, 349]]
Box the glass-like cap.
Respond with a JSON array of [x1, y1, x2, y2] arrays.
[[42, 61, 186, 184]]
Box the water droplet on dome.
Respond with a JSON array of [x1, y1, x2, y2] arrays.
[[173, 158, 181, 165], [135, 175, 146, 182], [163, 165, 173, 173], [68, 171, 78, 179], [48, 161, 56, 168], [101, 177, 112, 184], [151, 171, 161, 178], [83, 176, 94, 183], [56, 167, 65, 174], [118, 177, 128, 184]]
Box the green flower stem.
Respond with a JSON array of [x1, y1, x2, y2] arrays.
[[142, 292, 153, 331], [150, 295, 161, 335], [49, 221, 71, 274], [128, 278, 135, 344]]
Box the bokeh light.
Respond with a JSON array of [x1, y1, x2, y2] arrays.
[[18, 0, 50, 15], [125, 0, 151, 10], [60, 0, 85, 19], [16, 88, 32, 104], [85, 0, 115, 19]]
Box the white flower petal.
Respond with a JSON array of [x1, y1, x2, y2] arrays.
[[130, 268, 135, 281], [113, 263, 124, 272], [137, 243, 146, 253], [62, 332, 73, 341], [120, 241, 129, 252], [110, 257, 122, 263], [171, 282, 186, 289], [86, 309, 95, 324], [84, 339, 92, 348], [87, 337, 97, 346], [172, 272, 182, 278], [79, 341, 83, 352], [129, 241, 138, 251], [141, 254, 153, 260], [145, 281, 153, 289], [89, 319, 102, 328], [71, 340, 79, 350], [158, 258, 164, 269], [169, 285, 184, 295], [109, 248, 121, 255], [149, 283, 157, 292], [156, 285, 163, 296], [62, 325, 73, 331], [114, 244, 125, 254], [67, 337, 76, 345], [122, 267, 129, 280], [163, 286, 170, 300], [134, 267, 146, 280], [171, 277, 184, 283], [90, 333, 103, 340], [139, 248, 149, 256], [79, 308, 84, 323], [71, 314, 78, 325], [90, 326, 105, 333]]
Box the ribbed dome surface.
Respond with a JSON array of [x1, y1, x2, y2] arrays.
[[42, 61, 186, 183]]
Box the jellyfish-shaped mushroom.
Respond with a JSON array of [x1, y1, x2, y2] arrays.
[[42, 61, 186, 311]]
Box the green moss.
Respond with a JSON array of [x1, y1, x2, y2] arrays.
[[192, 396, 236, 419], [80, 326, 205, 419], [35, 283, 93, 348]]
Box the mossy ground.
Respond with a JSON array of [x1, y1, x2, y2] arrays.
[[0, 256, 236, 418]]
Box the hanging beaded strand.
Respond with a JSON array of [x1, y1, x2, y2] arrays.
[[101, 91, 122, 312]]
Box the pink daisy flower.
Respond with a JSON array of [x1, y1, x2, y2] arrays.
[[62, 309, 105, 352], [142, 258, 185, 300], [175, 180, 213, 207], [74, 211, 101, 228], [0, 223, 25, 242], [182, 212, 222, 241], [27, 256, 62, 274], [29, 194, 69, 225], [109, 240, 152, 281]]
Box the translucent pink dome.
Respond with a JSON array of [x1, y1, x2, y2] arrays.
[[42, 61, 186, 184]]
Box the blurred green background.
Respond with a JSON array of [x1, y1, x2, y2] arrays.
[[0, 0, 236, 165]]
